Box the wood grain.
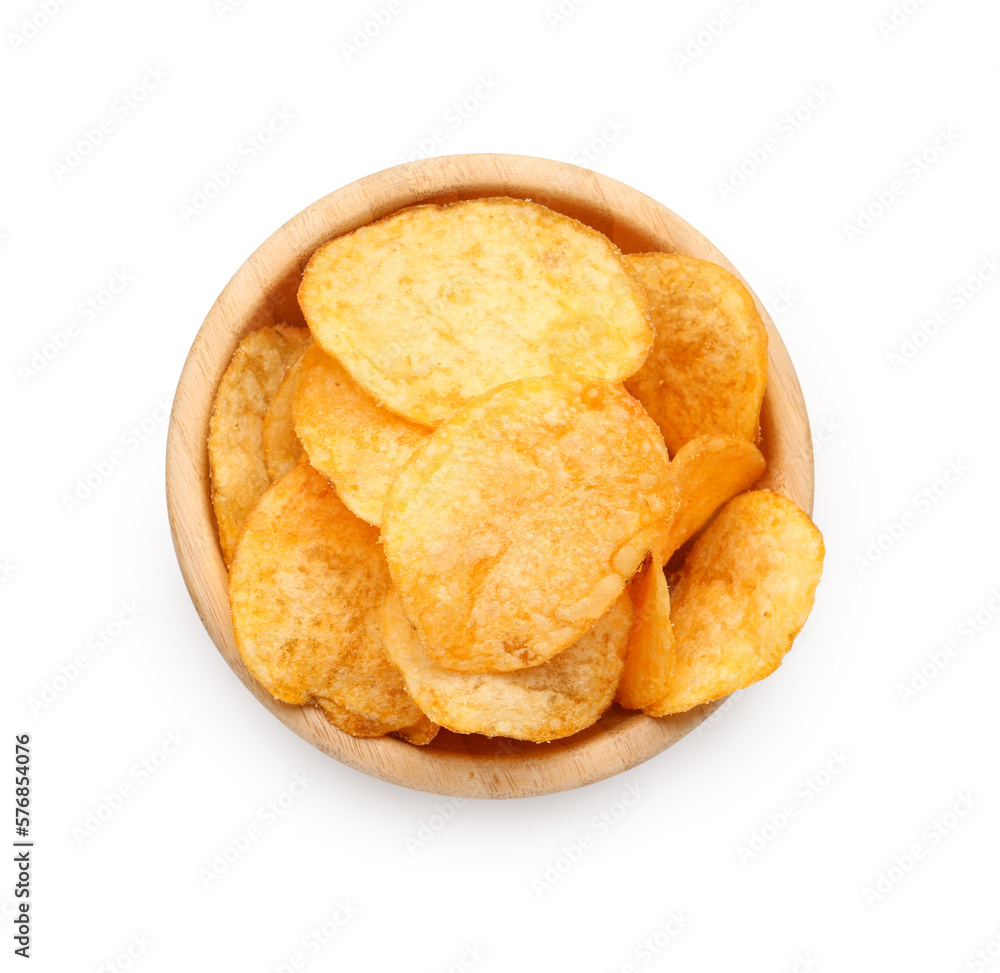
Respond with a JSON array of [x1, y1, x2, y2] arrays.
[[165, 153, 814, 799]]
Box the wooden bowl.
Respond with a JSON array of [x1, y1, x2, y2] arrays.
[[166, 154, 813, 799]]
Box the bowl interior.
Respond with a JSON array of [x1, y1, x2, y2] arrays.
[[166, 153, 813, 799]]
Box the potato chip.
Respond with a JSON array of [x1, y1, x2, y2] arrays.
[[314, 698, 396, 738], [209, 323, 309, 564], [393, 715, 441, 746], [645, 490, 823, 716], [298, 197, 652, 426], [262, 343, 309, 482], [616, 553, 674, 711], [382, 375, 677, 673], [229, 461, 425, 733], [663, 435, 765, 557], [382, 588, 632, 741], [624, 253, 767, 455], [294, 345, 430, 526], [314, 698, 439, 745]]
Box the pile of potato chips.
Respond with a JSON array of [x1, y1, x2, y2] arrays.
[[209, 197, 824, 746]]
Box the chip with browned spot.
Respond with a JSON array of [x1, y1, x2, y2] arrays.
[[262, 342, 309, 482], [298, 197, 652, 425], [382, 375, 677, 673], [229, 462, 426, 735], [294, 344, 430, 526], [314, 698, 439, 745], [208, 323, 309, 563], [382, 588, 632, 741], [625, 253, 767, 455], [616, 553, 674, 712], [645, 490, 823, 716], [663, 435, 766, 557]]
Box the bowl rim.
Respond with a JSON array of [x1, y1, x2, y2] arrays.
[[165, 152, 814, 799]]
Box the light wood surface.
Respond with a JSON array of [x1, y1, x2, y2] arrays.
[[165, 153, 814, 799]]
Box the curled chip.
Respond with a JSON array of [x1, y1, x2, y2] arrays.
[[645, 490, 824, 717], [624, 253, 767, 455], [298, 197, 652, 426], [314, 698, 398, 738], [294, 345, 430, 526], [315, 698, 439, 745], [663, 435, 766, 558], [382, 375, 677, 673], [393, 715, 441, 747], [382, 588, 632, 741], [262, 343, 309, 482], [229, 461, 426, 734], [616, 553, 674, 712], [209, 324, 309, 564]]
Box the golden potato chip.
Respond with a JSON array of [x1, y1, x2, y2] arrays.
[[294, 345, 430, 526], [262, 343, 309, 482], [645, 490, 824, 717], [393, 715, 441, 746], [663, 435, 765, 557], [298, 197, 652, 426], [314, 698, 439, 745], [314, 698, 395, 738], [382, 375, 677, 673], [209, 323, 309, 564], [229, 462, 425, 733], [616, 553, 674, 711], [382, 588, 632, 741], [624, 253, 767, 455]]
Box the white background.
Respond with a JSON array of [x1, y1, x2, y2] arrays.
[[3, 0, 999, 970]]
